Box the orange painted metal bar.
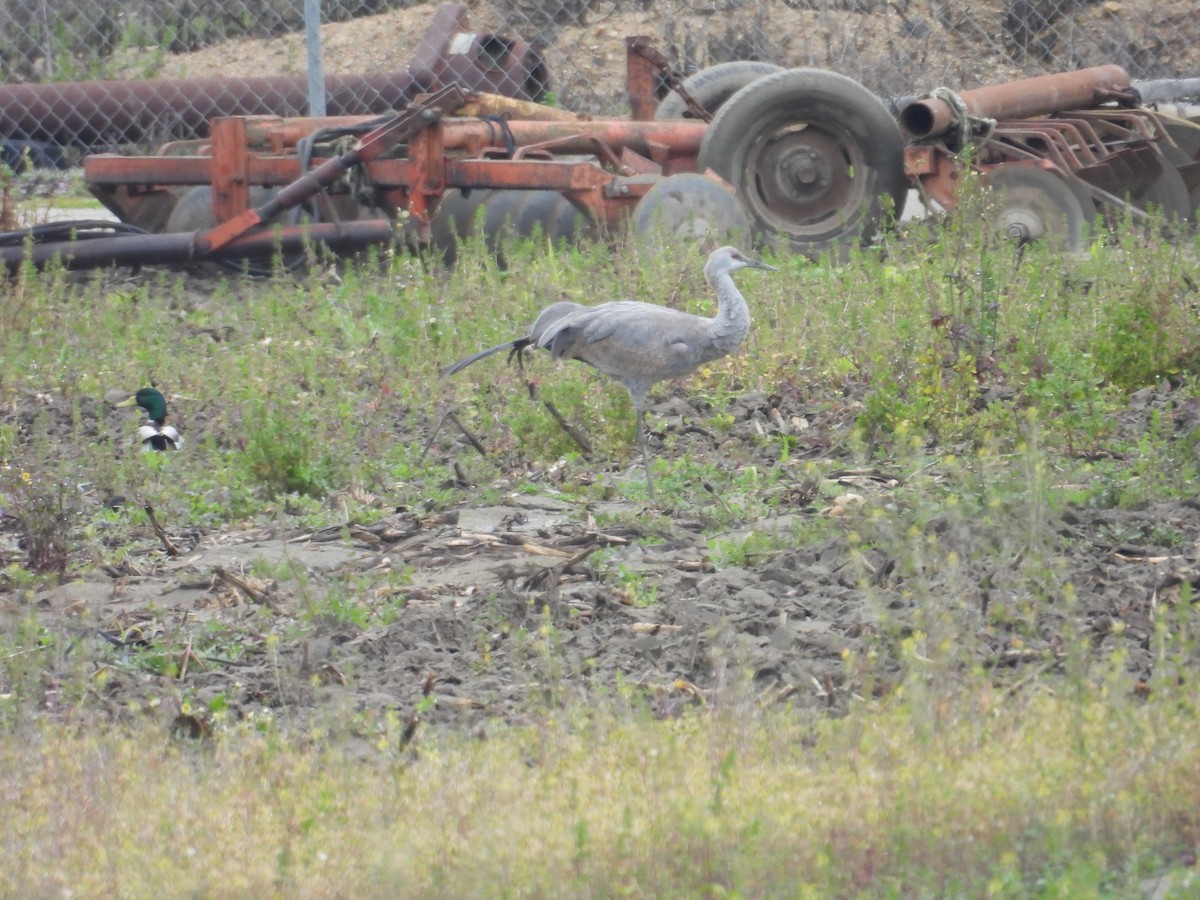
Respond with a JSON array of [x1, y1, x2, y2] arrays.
[[211, 117, 250, 225], [624, 36, 661, 122], [230, 114, 708, 156], [200, 86, 463, 252], [437, 118, 707, 156]]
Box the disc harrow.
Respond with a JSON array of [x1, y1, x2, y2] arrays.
[[1, 10, 1196, 272]]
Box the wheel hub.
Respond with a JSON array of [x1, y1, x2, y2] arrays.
[[778, 147, 831, 195], [751, 127, 860, 230], [983, 165, 1093, 252], [995, 207, 1046, 243]]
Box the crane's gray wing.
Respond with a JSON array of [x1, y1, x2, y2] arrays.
[[528, 301, 589, 342], [538, 302, 715, 381]]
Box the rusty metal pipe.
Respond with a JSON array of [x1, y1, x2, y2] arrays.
[[899, 66, 1133, 141], [438, 118, 709, 157], [0, 74, 427, 150], [1, 219, 396, 273], [0, 3, 545, 151], [230, 113, 709, 158]]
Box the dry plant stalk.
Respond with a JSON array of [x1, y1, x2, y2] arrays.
[[144, 504, 181, 557]]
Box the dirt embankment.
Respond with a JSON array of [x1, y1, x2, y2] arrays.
[[123, 0, 1199, 112]]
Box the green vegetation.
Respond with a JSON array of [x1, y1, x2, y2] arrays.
[[1, 688, 1198, 897], [2, 208, 1200, 894]]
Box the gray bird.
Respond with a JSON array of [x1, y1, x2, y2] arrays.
[[443, 245, 776, 498]]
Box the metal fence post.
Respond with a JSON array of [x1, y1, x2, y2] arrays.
[[305, 0, 327, 118]]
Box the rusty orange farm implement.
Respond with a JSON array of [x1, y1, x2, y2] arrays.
[[4, 7, 1199, 272]]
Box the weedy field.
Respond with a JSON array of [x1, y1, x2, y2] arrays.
[[2, 191, 1200, 896]]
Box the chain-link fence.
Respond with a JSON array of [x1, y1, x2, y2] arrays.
[[0, 0, 1196, 164]]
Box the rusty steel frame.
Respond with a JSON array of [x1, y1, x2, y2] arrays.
[[899, 68, 1196, 219], [84, 106, 710, 243], [907, 113, 1185, 215]]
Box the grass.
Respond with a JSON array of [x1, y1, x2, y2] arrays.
[[2, 195, 1200, 893], [1, 687, 1198, 897]]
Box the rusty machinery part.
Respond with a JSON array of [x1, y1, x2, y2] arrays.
[[899, 66, 1135, 145], [165, 185, 325, 275], [1138, 116, 1199, 222], [1054, 113, 1194, 225], [19, 90, 465, 273], [1129, 155, 1193, 224], [654, 61, 785, 122], [198, 85, 466, 254], [983, 166, 1094, 252], [0, 219, 397, 274], [697, 68, 908, 259], [0, 74, 432, 155], [624, 37, 708, 122], [0, 219, 149, 249], [630, 172, 752, 248], [433, 32, 550, 105], [120, 115, 392, 237], [1158, 116, 1200, 216], [429, 189, 593, 266], [0, 3, 546, 155], [922, 86, 998, 151]]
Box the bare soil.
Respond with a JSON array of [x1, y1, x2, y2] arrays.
[[6, 0, 1200, 741], [123, 0, 1200, 113], [4, 364, 1199, 741]]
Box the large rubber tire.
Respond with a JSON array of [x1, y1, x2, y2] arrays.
[[698, 68, 909, 259], [631, 172, 752, 247], [655, 61, 784, 121]]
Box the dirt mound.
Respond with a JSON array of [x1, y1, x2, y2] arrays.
[[126, 0, 1199, 113]]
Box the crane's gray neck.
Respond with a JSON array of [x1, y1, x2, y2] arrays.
[[709, 270, 751, 353]]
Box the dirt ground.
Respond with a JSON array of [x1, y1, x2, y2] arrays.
[[5, 0, 1200, 741], [4, 363, 1199, 741], [121, 0, 1200, 113]]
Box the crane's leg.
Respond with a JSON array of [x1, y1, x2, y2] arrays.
[[635, 404, 656, 502]]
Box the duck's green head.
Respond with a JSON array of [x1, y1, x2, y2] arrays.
[[117, 387, 168, 422]]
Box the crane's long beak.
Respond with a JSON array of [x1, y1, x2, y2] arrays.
[[749, 257, 777, 271]]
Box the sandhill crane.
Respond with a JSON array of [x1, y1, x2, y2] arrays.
[[443, 245, 776, 498]]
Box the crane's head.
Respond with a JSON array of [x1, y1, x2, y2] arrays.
[[706, 246, 777, 279], [116, 387, 169, 423]]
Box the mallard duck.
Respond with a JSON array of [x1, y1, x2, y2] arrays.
[[116, 388, 183, 451]]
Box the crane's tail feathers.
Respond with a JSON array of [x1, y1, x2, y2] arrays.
[[506, 339, 539, 372], [441, 340, 522, 378]]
